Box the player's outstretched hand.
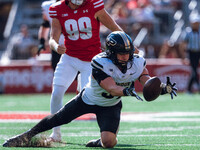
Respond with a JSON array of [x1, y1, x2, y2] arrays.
[[161, 76, 177, 99], [123, 82, 143, 101]]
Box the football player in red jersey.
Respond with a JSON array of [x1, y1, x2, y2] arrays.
[[47, 0, 124, 142]]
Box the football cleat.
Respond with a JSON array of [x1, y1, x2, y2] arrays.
[[3, 132, 30, 147], [49, 132, 62, 143], [86, 138, 102, 147]]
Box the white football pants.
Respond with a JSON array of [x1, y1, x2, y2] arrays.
[[50, 54, 92, 138]]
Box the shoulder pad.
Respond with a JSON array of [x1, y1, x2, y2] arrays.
[[41, 1, 55, 8], [133, 54, 146, 67], [91, 52, 108, 70], [91, 0, 104, 11]]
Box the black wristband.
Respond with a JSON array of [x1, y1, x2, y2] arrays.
[[123, 87, 128, 96], [39, 38, 45, 45]]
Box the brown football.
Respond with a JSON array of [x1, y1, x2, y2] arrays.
[[143, 77, 162, 101]]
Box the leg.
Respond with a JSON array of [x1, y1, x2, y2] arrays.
[[49, 85, 67, 141], [187, 67, 195, 92], [3, 92, 91, 147], [101, 131, 117, 148], [50, 54, 78, 141], [51, 50, 61, 71], [86, 101, 122, 148], [76, 60, 92, 90], [98, 103, 121, 148], [188, 52, 199, 92], [33, 92, 90, 135], [76, 72, 81, 93]]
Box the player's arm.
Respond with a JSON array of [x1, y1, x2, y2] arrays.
[[138, 68, 151, 86], [38, 22, 50, 41], [37, 13, 50, 55], [38, 13, 50, 40], [49, 18, 66, 54], [92, 68, 124, 96], [93, 67, 143, 100], [95, 9, 123, 32], [101, 77, 125, 96]]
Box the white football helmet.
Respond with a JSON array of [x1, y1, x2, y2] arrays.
[[70, 0, 85, 5]]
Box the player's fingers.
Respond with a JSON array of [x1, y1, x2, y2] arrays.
[[172, 87, 178, 91], [57, 46, 66, 54], [172, 90, 177, 96], [136, 95, 143, 101], [172, 83, 176, 87], [57, 50, 65, 54], [167, 76, 170, 84], [170, 93, 173, 99]]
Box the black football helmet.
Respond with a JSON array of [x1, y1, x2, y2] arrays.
[[106, 31, 135, 72]]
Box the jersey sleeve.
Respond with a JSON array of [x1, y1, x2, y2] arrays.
[[92, 0, 104, 13], [49, 1, 61, 19], [42, 1, 54, 21], [41, 2, 48, 15], [91, 54, 110, 84], [134, 55, 146, 69]]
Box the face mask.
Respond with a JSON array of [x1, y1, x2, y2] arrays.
[[70, 0, 84, 5]]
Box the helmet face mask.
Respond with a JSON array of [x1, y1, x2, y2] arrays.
[[106, 31, 135, 73], [70, 0, 85, 5]]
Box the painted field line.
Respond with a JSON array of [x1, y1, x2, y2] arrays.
[[0, 111, 200, 122], [153, 144, 200, 147], [118, 134, 200, 137]]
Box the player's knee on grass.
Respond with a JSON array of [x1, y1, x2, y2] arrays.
[[101, 131, 117, 148]]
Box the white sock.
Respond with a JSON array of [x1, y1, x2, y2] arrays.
[[50, 85, 67, 139]]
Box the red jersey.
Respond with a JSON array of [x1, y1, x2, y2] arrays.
[[49, 0, 104, 61]]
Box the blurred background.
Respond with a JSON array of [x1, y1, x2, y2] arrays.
[[0, 0, 199, 94]]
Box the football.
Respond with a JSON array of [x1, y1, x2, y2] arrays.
[[143, 77, 162, 101]]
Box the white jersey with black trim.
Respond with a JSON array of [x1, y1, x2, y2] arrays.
[[41, 0, 64, 44], [41, 1, 55, 24], [82, 52, 146, 107]]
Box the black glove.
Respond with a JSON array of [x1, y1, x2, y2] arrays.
[[123, 82, 143, 101], [37, 38, 45, 56], [161, 76, 177, 99]]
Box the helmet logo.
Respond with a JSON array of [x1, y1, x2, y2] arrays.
[[106, 37, 117, 46]]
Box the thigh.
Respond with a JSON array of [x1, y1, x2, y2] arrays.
[[53, 54, 78, 88], [96, 101, 122, 134], [79, 62, 92, 90], [55, 91, 95, 125]]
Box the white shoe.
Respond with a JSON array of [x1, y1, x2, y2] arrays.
[[49, 132, 62, 143]]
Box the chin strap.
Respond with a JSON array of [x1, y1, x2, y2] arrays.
[[121, 65, 127, 73]]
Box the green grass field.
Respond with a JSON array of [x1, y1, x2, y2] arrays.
[[0, 93, 200, 149]]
